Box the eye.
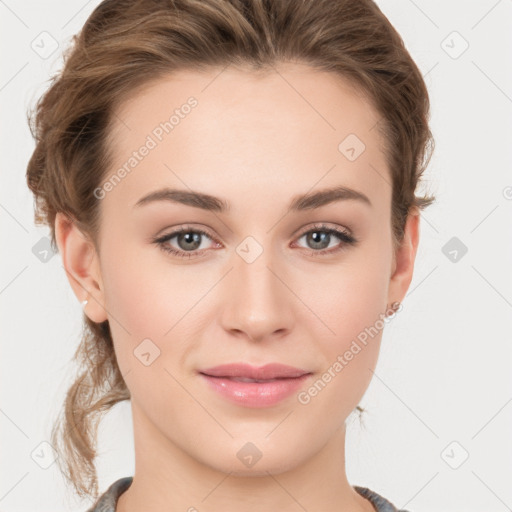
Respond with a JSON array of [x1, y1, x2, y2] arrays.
[[152, 226, 218, 259], [293, 223, 357, 256], [152, 223, 358, 260]]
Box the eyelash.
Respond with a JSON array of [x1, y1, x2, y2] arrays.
[[152, 223, 358, 260]]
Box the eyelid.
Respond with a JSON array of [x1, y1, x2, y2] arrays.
[[154, 224, 216, 241], [153, 224, 219, 248], [294, 222, 352, 238]]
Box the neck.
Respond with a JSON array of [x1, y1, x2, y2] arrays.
[[116, 400, 374, 512]]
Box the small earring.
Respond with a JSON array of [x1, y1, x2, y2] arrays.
[[387, 301, 401, 317], [81, 298, 88, 308]]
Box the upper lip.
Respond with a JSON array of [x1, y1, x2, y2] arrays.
[[199, 363, 311, 380]]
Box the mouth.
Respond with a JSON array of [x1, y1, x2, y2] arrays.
[[197, 363, 313, 408], [199, 375, 302, 383], [198, 362, 311, 380]]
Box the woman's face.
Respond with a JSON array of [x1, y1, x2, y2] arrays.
[[63, 63, 418, 476]]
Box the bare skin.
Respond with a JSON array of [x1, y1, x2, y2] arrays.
[[55, 63, 419, 512]]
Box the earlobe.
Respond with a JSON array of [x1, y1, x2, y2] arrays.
[[54, 212, 108, 323], [387, 207, 421, 307]]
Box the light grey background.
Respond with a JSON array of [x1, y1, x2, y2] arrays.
[[1, 1, 511, 511]]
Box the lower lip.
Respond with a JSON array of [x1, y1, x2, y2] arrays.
[[199, 373, 312, 408]]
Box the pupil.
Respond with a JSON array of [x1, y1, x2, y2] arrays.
[[308, 231, 329, 249], [179, 232, 201, 250]]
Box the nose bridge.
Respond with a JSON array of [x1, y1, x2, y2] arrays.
[[235, 233, 282, 302], [221, 233, 292, 338]]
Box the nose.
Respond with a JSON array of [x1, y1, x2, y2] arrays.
[[219, 242, 295, 343]]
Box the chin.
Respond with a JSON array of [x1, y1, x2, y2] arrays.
[[203, 447, 301, 477]]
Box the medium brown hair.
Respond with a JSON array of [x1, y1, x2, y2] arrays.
[[26, 0, 435, 501]]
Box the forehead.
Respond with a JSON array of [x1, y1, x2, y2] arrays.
[[103, 63, 390, 213]]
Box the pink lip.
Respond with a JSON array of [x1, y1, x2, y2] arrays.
[[199, 362, 310, 379], [198, 363, 312, 408]]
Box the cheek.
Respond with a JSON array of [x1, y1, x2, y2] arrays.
[[302, 249, 391, 369], [101, 253, 159, 332], [296, 268, 388, 420], [98, 242, 173, 367], [100, 239, 212, 359]]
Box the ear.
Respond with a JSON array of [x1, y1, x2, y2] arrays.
[[54, 212, 108, 323], [387, 207, 421, 307]]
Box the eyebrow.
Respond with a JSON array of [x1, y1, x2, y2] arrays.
[[133, 185, 372, 213]]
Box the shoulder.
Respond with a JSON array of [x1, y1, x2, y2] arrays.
[[86, 478, 409, 512], [86, 477, 133, 512], [354, 485, 412, 512]]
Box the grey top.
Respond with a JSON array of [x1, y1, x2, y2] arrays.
[[86, 477, 411, 512]]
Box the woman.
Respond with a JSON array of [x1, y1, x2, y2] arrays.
[[26, 0, 435, 510]]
